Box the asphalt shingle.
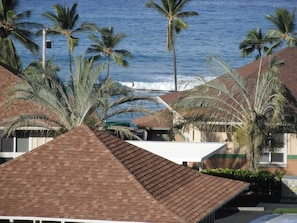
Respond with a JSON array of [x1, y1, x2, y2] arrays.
[[0, 125, 248, 222]]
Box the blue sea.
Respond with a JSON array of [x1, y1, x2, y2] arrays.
[[17, 0, 296, 91]]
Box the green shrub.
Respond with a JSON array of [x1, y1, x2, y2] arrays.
[[201, 168, 283, 197]]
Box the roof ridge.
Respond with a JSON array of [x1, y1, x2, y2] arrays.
[[91, 129, 186, 223]]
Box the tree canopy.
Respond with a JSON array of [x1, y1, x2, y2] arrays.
[[0, 0, 41, 71], [173, 56, 289, 170], [3, 56, 157, 139]]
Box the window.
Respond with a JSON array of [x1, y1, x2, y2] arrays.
[[0, 137, 30, 153], [0, 138, 14, 152], [16, 138, 29, 152], [260, 133, 286, 165]]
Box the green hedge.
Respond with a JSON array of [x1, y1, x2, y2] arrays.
[[201, 168, 284, 197], [273, 208, 297, 214]]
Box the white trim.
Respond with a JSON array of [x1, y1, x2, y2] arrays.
[[13, 137, 16, 153], [29, 136, 32, 152], [0, 216, 147, 223], [0, 152, 25, 159]]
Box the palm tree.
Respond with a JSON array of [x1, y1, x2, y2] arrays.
[[3, 56, 157, 139], [96, 78, 158, 139], [0, 0, 41, 71], [24, 58, 61, 78], [87, 26, 131, 79], [266, 8, 296, 47], [42, 3, 99, 75], [146, 0, 198, 91], [173, 56, 288, 170], [239, 28, 280, 60]]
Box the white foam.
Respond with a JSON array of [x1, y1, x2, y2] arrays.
[[121, 76, 215, 92]]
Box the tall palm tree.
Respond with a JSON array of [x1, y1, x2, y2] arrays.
[[266, 8, 296, 47], [87, 26, 131, 79], [0, 0, 41, 71], [3, 56, 157, 139], [173, 56, 288, 170], [42, 3, 99, 75], [239, 28, 280, 60], [146, 0, 198, 91]]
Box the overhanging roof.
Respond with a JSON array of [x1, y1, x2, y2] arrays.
[[0, 125, 248, 223], [126, 141, 226, 164]]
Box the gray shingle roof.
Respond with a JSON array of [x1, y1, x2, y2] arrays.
[[0, 125, 248, 222]]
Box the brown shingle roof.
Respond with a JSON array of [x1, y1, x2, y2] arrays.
[[237, 46, 297, 100], [158, 90, 184, 107], [159, 47, 297, 117], [133, 108, 173, 129], [0, 63, 56, 126], [0, 125, 248, 223]]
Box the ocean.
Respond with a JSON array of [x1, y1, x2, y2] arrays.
[[17, 0, 296, 91]]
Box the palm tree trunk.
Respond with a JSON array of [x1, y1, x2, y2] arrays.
[[106, 56, 110, 79], [172, 41, 177, 91], [68, 47, 73, 77], [252, 136, 261, 171]]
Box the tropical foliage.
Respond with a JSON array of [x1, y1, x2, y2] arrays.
[[239, 28, 280, 60], [3, 56, 157, 139], [24, 58, 61, 77], [240, 8, 296, 60], [146, 0, 198, 91], [0, 0, 41, 71], [87, 26, 131, 79], [173, 56, 288, 170], [266, 7, 297, 47], [42, 3, 99, 74]]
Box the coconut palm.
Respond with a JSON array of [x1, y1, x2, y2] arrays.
[[0, 0, 41, 71], [4, 56, 157, 139], [239, 28, 281, 60], [42, 3, 99, 74], [173, 56, 288, 170], [87, 26, 131, 79], [146, 0, 198, 91], [266, 8, 296, 47]]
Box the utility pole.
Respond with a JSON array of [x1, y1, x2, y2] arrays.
[[42, 28, 51, 70], [42, 28, 46, 70]]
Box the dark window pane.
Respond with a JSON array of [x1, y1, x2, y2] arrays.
[[271, 153, 284, 162], [1, 138, 14, 152]]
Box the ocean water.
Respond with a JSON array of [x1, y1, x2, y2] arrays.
[[17, 0, 296, 91]]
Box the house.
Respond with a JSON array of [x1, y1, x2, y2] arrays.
[[0, 63, 55, 163], [0, 124, 248, 223], [156, 47, 297, 175], [133, 108, 173, 140]]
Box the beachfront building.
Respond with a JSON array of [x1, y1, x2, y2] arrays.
[[0, 63, 55, 163], [153, 47, 297, 175], [0, 124, 248, 223]]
